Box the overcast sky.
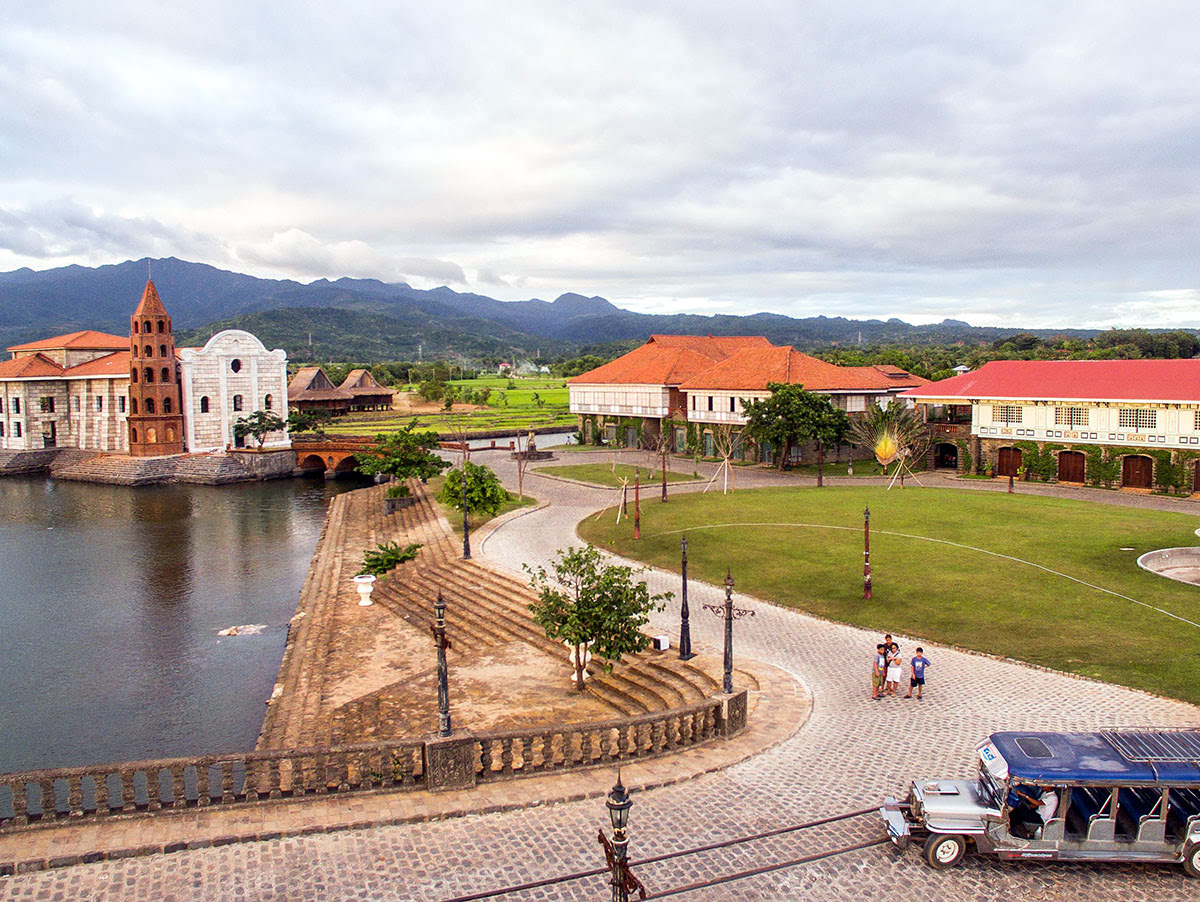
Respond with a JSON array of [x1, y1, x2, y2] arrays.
[[3, 1, 1199, 328]]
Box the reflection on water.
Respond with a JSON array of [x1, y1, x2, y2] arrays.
[[0, 474, 366, 773]]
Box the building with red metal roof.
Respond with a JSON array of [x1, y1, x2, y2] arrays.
[[900, 359, 1200, 489]]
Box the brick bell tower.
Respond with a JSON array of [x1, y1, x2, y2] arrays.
[[127, 280, 185, 456]]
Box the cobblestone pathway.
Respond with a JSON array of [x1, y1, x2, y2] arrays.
[[4, 452, 1200, 900]]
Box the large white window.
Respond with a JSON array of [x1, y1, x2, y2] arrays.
[[1118, 408, 1156, 430], [1054, 407, 1088, 427], [994, 405, 1023, 424]]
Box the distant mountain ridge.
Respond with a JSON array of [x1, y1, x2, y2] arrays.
[[0, 256, 1114, 362]]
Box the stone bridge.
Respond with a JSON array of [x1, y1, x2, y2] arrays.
[[291, 437, 378, 478]]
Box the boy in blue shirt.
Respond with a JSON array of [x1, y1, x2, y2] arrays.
[[905, 648, 930, 699]]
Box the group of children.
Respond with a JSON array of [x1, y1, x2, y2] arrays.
[[871, 634, 930, 700]]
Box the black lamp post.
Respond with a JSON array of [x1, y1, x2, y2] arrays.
[[599, 772, 644, 902], [460, 456, 471, 560], [432, 589, 452, 737], [863, 505, 872, 600], [703, 569, 754, 694], [678, 536, 694, 660]]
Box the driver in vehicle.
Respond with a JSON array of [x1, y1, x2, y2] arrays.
[[1012, 786, 1058, 839]]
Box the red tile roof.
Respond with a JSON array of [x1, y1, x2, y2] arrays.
[[680, 348, 929, 392], [133, 280, 168, 316], [901, 359, 1200, 403], [7, 330, 129, 353], [64, 351, 131, 378], [568, 335, 771, 386], [0, 353, 65, 379]]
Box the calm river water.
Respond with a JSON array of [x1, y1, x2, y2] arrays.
[[0, 474, 365, 774]]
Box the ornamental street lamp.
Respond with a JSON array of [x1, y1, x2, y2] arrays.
[[660, 441, 668, 502], [633, 474, 641, 540], [430, 589, 452, 737], [678, 536, 694, 660], [703, 569, 755, 694], [598, 772, 645, 902]]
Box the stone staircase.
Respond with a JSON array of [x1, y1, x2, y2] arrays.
[[50, 453, 180, 485], [170, 453, 256, 484], [327, 481, 721, 745]]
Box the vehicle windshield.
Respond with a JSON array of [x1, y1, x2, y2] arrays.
[[977, 761, 1004, 808]]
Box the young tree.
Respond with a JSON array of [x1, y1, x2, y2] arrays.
[[705, 423, 746, 494], [287, 408, 331, 438], [526, 545, 672, 690], [355, 419, 450, 482], [234, 410, 286, 448], [806, 398, 851, 488], [437, 461, 509, 518]]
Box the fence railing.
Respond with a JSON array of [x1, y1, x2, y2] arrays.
[[0, 690, 747, 831]]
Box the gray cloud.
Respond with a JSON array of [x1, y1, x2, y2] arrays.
[[2, 2, 1199, 328]]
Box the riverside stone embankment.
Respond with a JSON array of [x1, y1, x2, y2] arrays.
[[0, 447, 296, 485]]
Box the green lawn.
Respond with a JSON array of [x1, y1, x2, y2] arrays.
[[577, 485, 1200, 704], [534, 462, 700, 488], [323, 375, 573, 437]]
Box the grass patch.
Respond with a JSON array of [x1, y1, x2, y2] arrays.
[[535, 463, 699, 488], [785, 458, 894, 478], [428, 474, 538, 535], [577, 485, 1200, 704]]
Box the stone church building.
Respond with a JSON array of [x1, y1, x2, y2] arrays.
[[0, 280, 289, 456]]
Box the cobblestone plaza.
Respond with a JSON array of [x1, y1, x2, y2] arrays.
[[3, 455, 1199, 900]]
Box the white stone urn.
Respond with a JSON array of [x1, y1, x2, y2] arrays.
[[566, 641, 592, 682], [353, 574, 377, 606]]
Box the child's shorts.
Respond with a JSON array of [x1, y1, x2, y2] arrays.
[[910, 677, 925, 687]]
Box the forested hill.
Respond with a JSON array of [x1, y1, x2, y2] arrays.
[[3, 256, 1186, 362]]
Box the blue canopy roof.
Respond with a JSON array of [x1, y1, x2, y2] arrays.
[[987, 731, 1200, 785]]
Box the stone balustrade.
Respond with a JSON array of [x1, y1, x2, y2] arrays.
[[0, 690, 747, 831]]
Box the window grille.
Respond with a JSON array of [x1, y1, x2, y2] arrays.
[[1118, 408, 1156, 430], [1054, 407, 1088, 427], [993, 405, 1023, 424]]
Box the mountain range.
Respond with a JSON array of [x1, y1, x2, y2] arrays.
[[0, 257, 1109, 362]]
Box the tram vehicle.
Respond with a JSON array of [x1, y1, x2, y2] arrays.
[[880, 728, 1200, 876]]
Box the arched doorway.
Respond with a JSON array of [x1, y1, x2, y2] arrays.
[[997, 447, 1022, 477], [1193, 460, 1200, 494], [1122, 455, 1153, 489], [1057, 450, 1085, 483], [933, 443, 958, 469]]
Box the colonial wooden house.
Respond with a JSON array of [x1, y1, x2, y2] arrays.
[[568, 335, 926, 464], [0, 281, 288, 455], [287, 367, 353, 416], [339, 369, 395, 411], [901, 359, 1200, 490]]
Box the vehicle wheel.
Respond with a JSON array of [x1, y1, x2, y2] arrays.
[[1184, 842, 1200, 878], [923, 834, 967, 870]]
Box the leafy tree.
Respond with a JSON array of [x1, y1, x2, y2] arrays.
[[355, 419, 450, 482], [417, 380, 446, 403], [741, 382, 847, 474], [233, 410, 286, 448], [526, 545, 671, 690], [287, 408, 331, 437], [437, 461, 509, 517]]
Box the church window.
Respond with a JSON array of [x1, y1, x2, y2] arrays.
[[157, 321, 165, 333], [230, 359, 242, 373], [159, 345, 167, 358], [200, 396, 209, 413], [232, 394, 244, 411], [131, 369, 138, 383], [162, 397, 172, 414], [144, 320, 152, 333], [145, 398, 155, 414], [119, 396, 126, 413], [131, 398, 138, 415], [161, 367, 170, 383], [14, 423, 20, 437], [133, 322, 139, 334], [144, 345, 153, 358], [72, 397, 80, 412], [131, 427, 137, 442], [13, 398, 19, 414], [39, 397, 55, 413], [96, 396, 103, 411], [264, 394, 273, 410], [0, 423, 4, 437], [144, 367, 154, 383]]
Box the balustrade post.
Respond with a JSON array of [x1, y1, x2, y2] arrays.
[[66, 775, 84, 817], [92, 773, 109, 814], [38, 779, 56, 820], [119, 770, 136, 812]]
